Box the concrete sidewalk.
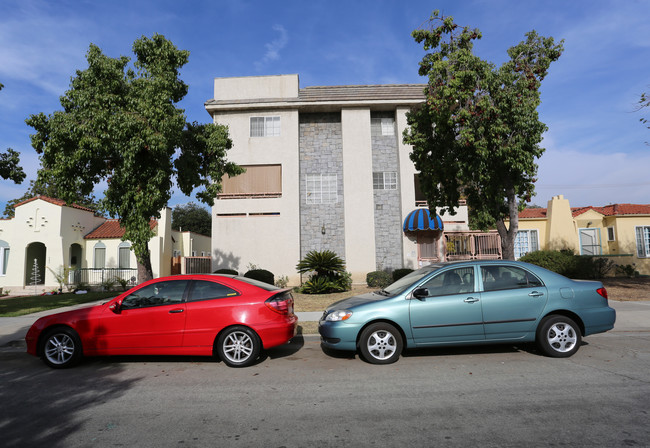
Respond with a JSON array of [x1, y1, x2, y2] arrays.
[[1, 301, 647, 349]]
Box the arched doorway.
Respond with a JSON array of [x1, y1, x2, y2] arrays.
[[25, 242, 46, 286], [69, 243, 82, 269]]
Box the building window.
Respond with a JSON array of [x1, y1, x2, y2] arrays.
[[607, 227, 616, 242], [579, 228, 601, 255], [250, 116, 280, 137], [118, 242, 131, 269], [636, 226, 650, 258], [306, 173, 337, 204], [371, 117, 395, 136], [220, 165, 282, 199], [514, 229, 539, 259], [0, 240, 9, 276], [373, 172, 397, 190], [94, 243, 106, 269]]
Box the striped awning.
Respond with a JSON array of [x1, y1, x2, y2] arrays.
[[403, 208, 444, 232]]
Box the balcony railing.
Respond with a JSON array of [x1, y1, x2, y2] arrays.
[[444, 232, 502, 260]]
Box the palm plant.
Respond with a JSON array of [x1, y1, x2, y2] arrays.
[[296, 250, 346, 278]]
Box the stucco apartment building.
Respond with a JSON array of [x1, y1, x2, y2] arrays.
[[205, 74, 469, 284]]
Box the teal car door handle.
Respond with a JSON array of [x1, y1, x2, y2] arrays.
[[528, 291, 544, 297], [464, 297, 479, 303]]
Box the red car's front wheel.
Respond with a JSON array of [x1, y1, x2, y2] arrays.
[[40, 327, 83, 368]]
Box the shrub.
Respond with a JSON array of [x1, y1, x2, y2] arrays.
[[296, 250, 346, 278], [392, 268, 414, 282], [366, 270, 392, 288], [275, 275, 289, 288], [520, 250, 615, 279], [244, 269, 274, 285], [296, 250, 350, 294], [615, 264, 639, 278], [214, 268, 238, 275]]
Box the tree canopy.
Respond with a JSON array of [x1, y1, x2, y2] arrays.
[[3, 170, 100, 218], [404, 11, 563, 259], [0, 82, 26, 184], [171, 202, 212, 236], [26, 34, 242, 280]]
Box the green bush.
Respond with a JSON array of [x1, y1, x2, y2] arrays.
[[244, 269, 274, 285], [392, 268, 414, 282], [615, 264, 639, 278], [520, 250, 615, 279], [214, 268, 238, 275], [366, 270, 392, 288]]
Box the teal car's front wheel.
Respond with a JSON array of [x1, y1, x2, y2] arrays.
[[359, 323, 403, 364]]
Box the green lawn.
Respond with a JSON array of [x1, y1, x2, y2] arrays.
[[0, 291, 121, 317]]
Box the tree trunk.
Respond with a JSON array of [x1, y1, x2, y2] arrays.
[[498, 187, 519, 261], [136, 250, 154, 283]]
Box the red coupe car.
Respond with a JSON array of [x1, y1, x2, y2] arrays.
[[26, 274, 298, 368]]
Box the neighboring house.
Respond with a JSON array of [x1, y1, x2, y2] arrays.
[[517, 194, 650, 275], [0, 196, 210, 293], [205, 74, 476, 284]]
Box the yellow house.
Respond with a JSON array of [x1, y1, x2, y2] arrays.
[[517, 195, 650, 276], [0, 196, 211, 293]]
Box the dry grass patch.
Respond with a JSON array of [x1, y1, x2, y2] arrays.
[[601, 277, 650, 301], [292, 284, 374, 312]]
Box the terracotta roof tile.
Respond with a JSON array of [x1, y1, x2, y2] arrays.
[[14, 195, 96, 213], [519, 208, 547, 218], [519, 203, 650, 219], [85, 219, 157, 239]]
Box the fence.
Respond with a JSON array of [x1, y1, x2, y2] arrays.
[[444, 232, 502, 260], [183, 257, 212, 274], [70, 268, 138, 287]]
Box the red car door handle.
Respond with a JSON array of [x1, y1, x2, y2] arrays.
[[169, 309, 184, 314]]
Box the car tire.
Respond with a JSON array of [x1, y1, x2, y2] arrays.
[[40, 327, 83, 369], [536, 315, 582, 358], [217, 326, 261, 368], [358, 322, 403, 365]]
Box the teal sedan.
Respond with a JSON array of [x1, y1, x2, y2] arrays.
[[318, 260, 616, 364]]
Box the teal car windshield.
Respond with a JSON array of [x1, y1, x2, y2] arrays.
[[382, 265, 440, 296]]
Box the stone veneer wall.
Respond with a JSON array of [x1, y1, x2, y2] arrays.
[[371, 112, 403, 271], [299, 113, 346, 260]]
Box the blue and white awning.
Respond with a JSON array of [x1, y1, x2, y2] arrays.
[[403, 208, 444, 232]]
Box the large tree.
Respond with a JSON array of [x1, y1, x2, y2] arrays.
[[172, 202, 211, 236], [0, 82, 26, 184], [3, 169, 100, 218], [26, 34, 242, 281], [404, 11, 563, 259]]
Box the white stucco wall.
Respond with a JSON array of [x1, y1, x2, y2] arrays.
[[341, 108, 376, 282], [211, 107, 301, 284]]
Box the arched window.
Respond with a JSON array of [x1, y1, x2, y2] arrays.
[[0, 240, 9, 276], [118, 242, 131, 269], [94, 242, 106, 269]]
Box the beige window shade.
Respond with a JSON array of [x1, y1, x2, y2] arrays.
[[220, 165, 282, 198]]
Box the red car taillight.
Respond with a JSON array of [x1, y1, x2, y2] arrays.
[[265, 291, 294, 315], [597, 287, 608, 299]]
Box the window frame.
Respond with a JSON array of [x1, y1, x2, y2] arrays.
[[121, 279, 189, 310], [636, 226, 650, 258], [305, 173, 338, 204], [480, 265, 544, 292], [187, 280, 240, 303], [0, 241, 9, 276], [94, 242, 106, 269], [118, 242, 131, 269], [514, 229, 539, 260], [373, 171, 398, 190], [250, 116, 281, 137]]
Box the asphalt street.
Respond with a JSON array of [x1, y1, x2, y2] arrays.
[[1, 300, 648, 447]]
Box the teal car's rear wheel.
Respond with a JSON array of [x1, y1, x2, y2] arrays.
[[359, 323, 403, 364], [536, 315, 581, 358]]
